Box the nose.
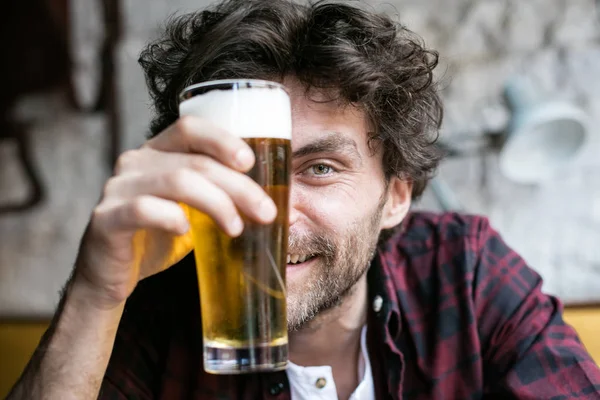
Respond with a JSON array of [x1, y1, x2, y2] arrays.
[[289, 206, 300, 227], [288, 184, 300, 227]]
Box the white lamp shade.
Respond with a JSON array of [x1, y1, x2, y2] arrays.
[[498, 102, 588, 184], [498, 77, 589, 184]]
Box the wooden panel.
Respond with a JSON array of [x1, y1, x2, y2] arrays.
[[0, 322, 49, 398], [564, 308, 600, 365]]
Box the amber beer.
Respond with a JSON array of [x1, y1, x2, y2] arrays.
[[179, 80, 291, 374]]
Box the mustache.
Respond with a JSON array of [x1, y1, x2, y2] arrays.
[[287, 230, 335, 258]]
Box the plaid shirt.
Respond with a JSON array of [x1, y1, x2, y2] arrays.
[[100, 212, 600, 399]]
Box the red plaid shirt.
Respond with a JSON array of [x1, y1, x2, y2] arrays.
[[100, 212, 600, 399]]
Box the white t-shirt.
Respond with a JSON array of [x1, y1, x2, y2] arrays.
[[286, 326, 375, 400]]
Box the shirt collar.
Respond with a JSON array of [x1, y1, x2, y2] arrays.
[[286, 326, 373, 400], [367, 245, 402, 341], [366, 227, 407, 400]]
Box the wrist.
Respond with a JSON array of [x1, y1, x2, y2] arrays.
[[68, 274, 127, 316]]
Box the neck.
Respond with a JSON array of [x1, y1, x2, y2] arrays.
[[288, 274, 368, 399]]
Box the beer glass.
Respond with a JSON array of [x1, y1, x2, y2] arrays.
[[179, 80, 291, 374]]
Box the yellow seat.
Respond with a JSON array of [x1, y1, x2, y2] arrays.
[[0, 321, 48, 398], [562, 307, 600, 365]]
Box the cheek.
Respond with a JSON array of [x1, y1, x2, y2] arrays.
[[291, 184, 364, 232]]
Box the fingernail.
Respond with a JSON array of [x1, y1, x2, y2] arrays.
[[229, 216, 244, 236], [259, 198, 277, 222], [235, 148, 254, 170]]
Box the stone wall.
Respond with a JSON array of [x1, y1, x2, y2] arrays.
[[0, 95, 108, 317], [1, 0, 598, 316], [404, 0, 600, 303], [117, 0, 600, 303]]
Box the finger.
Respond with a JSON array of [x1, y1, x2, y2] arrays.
[[107, 153, 277, 224], [144, 116, 255, 171], [93, 196, 190, 236], [104, 169, 244, 236], [185, 156, 278, 223]]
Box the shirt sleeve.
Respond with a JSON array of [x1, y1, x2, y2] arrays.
[[472, 217, 600, 398]]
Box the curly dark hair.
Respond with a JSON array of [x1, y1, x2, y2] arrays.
[[139, 0, 443, 198]]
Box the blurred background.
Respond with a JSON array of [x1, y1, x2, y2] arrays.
[[1, 0, 599, 395]]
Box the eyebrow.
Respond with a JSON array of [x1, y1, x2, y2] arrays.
[[292, 132, 362, 163]]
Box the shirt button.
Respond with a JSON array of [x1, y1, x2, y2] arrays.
[[373, 295, 383, 312], [315, 377, 327, 389], [269, 382, 285, 396]]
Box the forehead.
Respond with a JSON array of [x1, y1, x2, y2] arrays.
[[283, 77, 371, 150]]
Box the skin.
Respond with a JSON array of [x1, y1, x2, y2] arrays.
[[7, 77, 412, 400], [284, 78, 412, 399]]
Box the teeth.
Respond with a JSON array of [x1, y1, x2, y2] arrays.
[[286, 254, 314, 264]]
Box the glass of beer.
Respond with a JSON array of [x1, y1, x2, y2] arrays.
[[178, 80, 291, 374]]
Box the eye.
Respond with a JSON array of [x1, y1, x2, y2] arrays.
[[310, 164, 333, 176]]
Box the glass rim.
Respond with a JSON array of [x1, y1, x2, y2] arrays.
[[179, 79, 288, 102]]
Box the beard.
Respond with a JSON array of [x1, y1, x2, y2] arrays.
[[285, 196, 386, 331]]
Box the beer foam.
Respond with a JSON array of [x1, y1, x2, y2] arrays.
[[179, 87, 292, 139]]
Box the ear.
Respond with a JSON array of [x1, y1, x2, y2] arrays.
[[380, 176, 412, 230]]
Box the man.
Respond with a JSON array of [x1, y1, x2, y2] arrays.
[[8, 0, 600, 399]]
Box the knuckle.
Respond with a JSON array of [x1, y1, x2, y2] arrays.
[[91, 204, 108, 221], [175, 115, 196, 136], [114, 149, 140, 174], [189, 155, 211, 172], [166, 168, 194, 192], [102, 177, 119, 197], [90, 204, 112, 234], [130, 197, 151, 220]]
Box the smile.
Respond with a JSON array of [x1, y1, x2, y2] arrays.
[[286, 253, 317, 265]]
